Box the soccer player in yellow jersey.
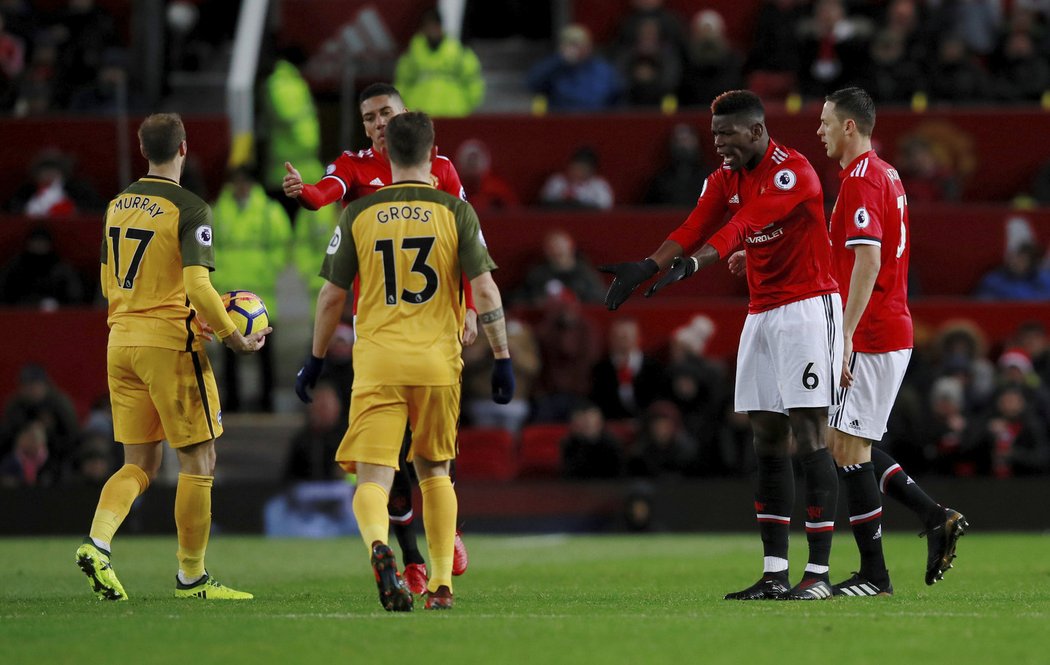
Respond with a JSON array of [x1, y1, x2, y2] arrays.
[[295, 112, 515, 611], [75, 113, 271, 601]]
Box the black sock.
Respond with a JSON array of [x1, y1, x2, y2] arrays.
[[799, 448, 837, 576], [388, 465, 424, 566], [840, 462, 888, 584], [871, 447, 943, 527], [755, 454, 793, 573], [390, 520, 424, 565]]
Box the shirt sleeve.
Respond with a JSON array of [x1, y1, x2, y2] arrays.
[[321, 153, 353, 200], [438, 156, 467, 200], [456, 201, 497, 279], [178, 200, 216, 269], [840, 176, 884, 247], [319, 203, 361, 289], [666, 171, 730, 253], [706, 159, 821, 258]]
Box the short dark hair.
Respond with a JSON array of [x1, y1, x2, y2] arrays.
[[711, 90, 765, 123], [138, 113, 185, 164], [359, 82, 402, 106], [826, 86, 876, 136], [386, 112, 434, 168]]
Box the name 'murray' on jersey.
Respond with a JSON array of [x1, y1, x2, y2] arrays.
[[112, 195, 165, 218]]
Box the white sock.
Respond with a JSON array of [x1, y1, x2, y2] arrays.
[[177, 570, 205, 585], [804, 563, 829, 575], [91, 537, 111, 553], [763, 556, 789, 573]]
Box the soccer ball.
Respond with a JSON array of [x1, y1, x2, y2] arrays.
[[221, 290, 269, 336]]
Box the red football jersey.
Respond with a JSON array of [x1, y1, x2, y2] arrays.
[[323, 147, 465, 202], [830, 151, 913, 353], [667, 140, 838, 313]]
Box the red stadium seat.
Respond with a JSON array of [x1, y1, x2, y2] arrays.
[[518, 424, 569, 478], [455, 427, 517, 481]]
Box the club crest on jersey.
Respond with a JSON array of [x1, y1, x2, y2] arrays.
[[327, 227, 341, 255], [196, 225, 213, 246], [853, 207, 870, 229], [773, 169, 796, 191]]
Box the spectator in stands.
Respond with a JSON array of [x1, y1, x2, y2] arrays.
[[745, 0, 806, 100], [796, 0, 873, 99], [663, 315, 728, 472], [880, 0, 937, 66], [539, 146, 614, 210], [615, 16, 682, 108], [996, 348, 1050, 433], [533, 298, 598, 422], [69, 47, 143, 114], [970, 385, 1050, 477], [515, 229, 606, 306], [394, 8, 483, 117], [210, 165, 292, 412], [922, 376, 974, 475], [48, 0, 117, 108], [561, 400, 624, 479], [462, 317, 540, 433], [284, 381, 346, 481], [975, 243, 1050, 301], [292, 203, 341, 306], [992, 30, 1050, 102], [643, 123, 711, 206], [0, 363, 79, 474], [454, 139, 519, 213], [258, 47, 324, 220], [318, 323, 355, 417], [678, 9, 744, 109], [863, 28, 927, 104], [928, 34, 991, 104], [0, 226, 84, 307], [527, 24, 621, 111], [627, 400, 697, 477], [590, 318, 665, 421], [7, 149, 102, 216], [612, 0, 687, 62], [72, 425, 118, 484], [1014, 321, 1050, 389], [895, 136, 961, 203], [0, 12, 25, 111], [0, 420, 56, 487], [14, 32, 57, 116], [935, 323, 997, 414], [943, 0, 1002, 58]]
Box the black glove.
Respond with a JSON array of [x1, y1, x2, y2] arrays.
[[295, 355, 324, 403], [645, 256, 699, 297], [598, 258, 660, 311], [491, 358, 515, 405]]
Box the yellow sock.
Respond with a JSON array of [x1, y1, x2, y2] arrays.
[[175, 472, 213, 579], [419, 475, 457, 592], [89, 464, 150, 546], [352, 482, 390, 554]]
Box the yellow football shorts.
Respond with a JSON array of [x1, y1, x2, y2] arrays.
[[108, 346, 223, 447], [337, 383, 461, 469]]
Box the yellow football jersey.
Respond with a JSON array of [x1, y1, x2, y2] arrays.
[[321, 182, 496, 387], [101, 176, 215, 351]]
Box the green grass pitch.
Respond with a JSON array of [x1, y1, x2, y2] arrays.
[[2, 533, 1048, 664]]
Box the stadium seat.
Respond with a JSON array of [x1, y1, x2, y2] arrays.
[[455, 427, 518, 481], [518, 424, 569, 478]]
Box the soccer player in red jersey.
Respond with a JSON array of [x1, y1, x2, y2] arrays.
[[286, 83, 472, 594], [602, 90, 842, 600], [818, 87, 967, 594]]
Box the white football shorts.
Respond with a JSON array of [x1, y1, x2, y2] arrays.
[[828, 348, 912, 441], [735, 293, 843, 415]]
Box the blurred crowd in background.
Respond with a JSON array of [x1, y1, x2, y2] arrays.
[[2, 0, 1050, 487]]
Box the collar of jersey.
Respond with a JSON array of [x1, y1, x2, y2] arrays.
[[385, 181, 434, 188], [839, 150, 876, 179], [141, 175, 179, 185]]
